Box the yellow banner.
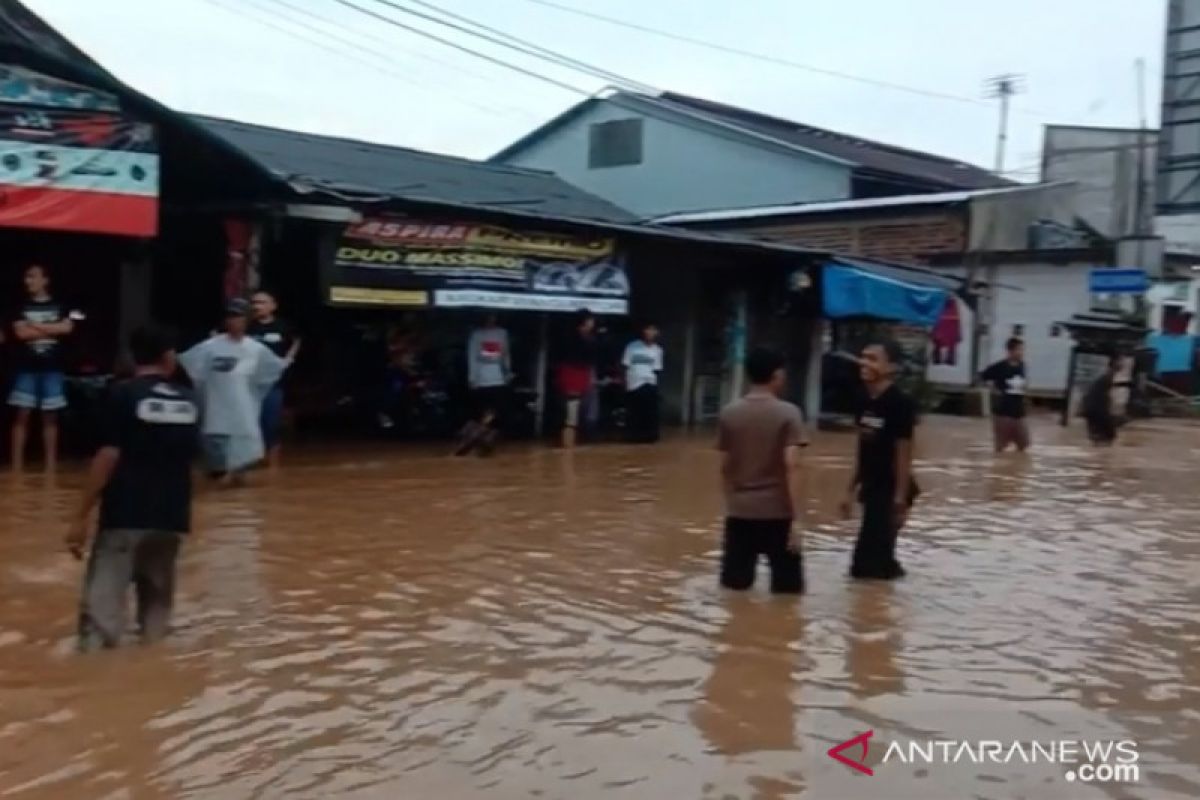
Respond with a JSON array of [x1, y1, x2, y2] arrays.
[[329, 286, 428, 306]]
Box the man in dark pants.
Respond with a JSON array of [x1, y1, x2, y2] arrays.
[[248, 290, 300, 468], [622, 321, 663, 443], [841, 340, 918, 581], [1082, 353, 1124, 446], [65, 325, 199, 652], [717, 347, 808, 594]]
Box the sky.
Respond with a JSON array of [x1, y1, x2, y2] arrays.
[[26, 0, 1166, 178]]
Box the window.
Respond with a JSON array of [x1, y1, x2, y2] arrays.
[[588, 118, 643, 168]]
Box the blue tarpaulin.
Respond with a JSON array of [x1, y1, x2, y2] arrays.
[[822, 262, 949, 326], [1148, 333, 1195, 373]]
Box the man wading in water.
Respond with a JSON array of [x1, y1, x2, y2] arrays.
[[67, 326, 198, 651], [717, 347, 808, 594], [841, 340, 918, 581], [981, 337, 1030, 453]]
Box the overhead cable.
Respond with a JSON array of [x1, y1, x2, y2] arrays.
[[377, 0, 660, 94], [330, 0, 592, 97], [198, 0, 517, 117]]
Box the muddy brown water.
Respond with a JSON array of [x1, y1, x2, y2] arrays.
[[0, 416, 1197, 799]]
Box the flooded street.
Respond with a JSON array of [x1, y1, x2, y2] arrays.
[[0, 415, 1197, 800]]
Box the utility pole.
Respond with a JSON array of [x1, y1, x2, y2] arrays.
[[986, 73, 1025, 175], [1133, 57, 1151, 237]]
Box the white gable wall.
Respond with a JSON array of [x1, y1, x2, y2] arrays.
[[928, 261, 1095, 397], [499, 99, 853, 217]]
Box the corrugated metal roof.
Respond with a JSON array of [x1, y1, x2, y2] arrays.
[[191, 115, 639, 224], [652, 184, 1059, 225], [654, 92, 1011, 191]]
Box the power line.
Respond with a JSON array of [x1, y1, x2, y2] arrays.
[[257, 0, 538, 117], [265, 0, 511, 87], [516, 0, 1042, 114], [196, 0, 516, 117], [372, 0, 659, 94], [330, 0, 592, 97]]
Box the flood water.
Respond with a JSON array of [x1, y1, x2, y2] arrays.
[[0, 415, 1197, 800]]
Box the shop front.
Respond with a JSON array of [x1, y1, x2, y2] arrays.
[[252, 211, 633, 441], [0, 55, 162, 458]]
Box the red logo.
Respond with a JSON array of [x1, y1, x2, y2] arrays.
[[828, 730, 875, 776]]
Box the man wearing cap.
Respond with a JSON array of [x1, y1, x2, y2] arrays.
[[180, 298, 289, 485]]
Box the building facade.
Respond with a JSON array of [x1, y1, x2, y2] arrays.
[[492, 90, 1007, 218]]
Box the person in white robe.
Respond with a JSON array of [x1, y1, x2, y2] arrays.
[[180, 298, 288, 482]]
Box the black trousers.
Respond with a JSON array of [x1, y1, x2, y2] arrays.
[[720, 518, 803, 594], [851, 492, 906, 580], [626, 385, 660, 443]]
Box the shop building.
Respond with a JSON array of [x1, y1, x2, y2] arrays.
[[0, 2, 959, 447]]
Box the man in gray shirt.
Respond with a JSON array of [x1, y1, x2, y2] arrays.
[[717, 347, 808, 594], [465, 312, 511, 432]]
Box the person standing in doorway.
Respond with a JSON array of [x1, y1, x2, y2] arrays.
[[557, 309, 598, 449], [248, 290, 300, 468], [717, 347, 808, 594], [622, 321, 664, 443], [180, 299, 289, 485], [9, 264, 74, 472], [66, 325, 198, 651], [981, 337, 1030, 453], [467, 312, 511, 433], [841, 340, 918, 581]]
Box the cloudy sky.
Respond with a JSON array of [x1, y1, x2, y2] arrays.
[[27, 0, 1164, 177]]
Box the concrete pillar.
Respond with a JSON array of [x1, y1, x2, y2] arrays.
[[804, 318, 827, 422], [680, 310, 697, 427], [728, 290, 749, 402]]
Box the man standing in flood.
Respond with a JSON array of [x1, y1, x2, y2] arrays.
[[841, 340, 918, 581], [248, 290, 300, 468], [8, 264, 74, 471], [467, 312, 511, 432], [981, 337, 1030, 452], [1082, 353, 1126, 446], [67, 325, 198, 651], [622, 321, 664, 444], [717, 347, 807, 594], [181, 299, 289, 485]]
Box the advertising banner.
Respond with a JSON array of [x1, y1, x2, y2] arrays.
[[326, 217, 629, 313], [0, 106, 158, 237]]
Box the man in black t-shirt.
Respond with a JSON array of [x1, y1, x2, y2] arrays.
[[66, 325, 199, 652], [249, 290, 299, 468], [980, 337, 1030, 453], [8, 264, 74, 472], [840, 340, 918, 581]]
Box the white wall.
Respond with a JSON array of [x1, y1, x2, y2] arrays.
[[500, 100, 852, 217], [927, 261, 1094, 397]]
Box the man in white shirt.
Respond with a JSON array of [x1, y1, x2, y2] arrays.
[[622, 322, 664, 443]]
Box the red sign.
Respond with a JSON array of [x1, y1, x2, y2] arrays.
[[0, 107, 158, 237]]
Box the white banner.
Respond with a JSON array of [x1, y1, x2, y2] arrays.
[[434, 289, 628, 314]]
